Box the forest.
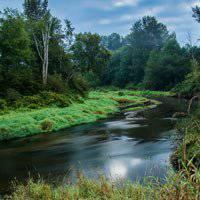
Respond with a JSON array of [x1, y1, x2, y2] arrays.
[[0, 0, 199, 199], [0, 0, 199, 107]]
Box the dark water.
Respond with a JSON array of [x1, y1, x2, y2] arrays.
[[0, 97, 188, 194]]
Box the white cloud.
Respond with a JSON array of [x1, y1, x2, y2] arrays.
[[113, 0, 139, 8], [141, 6, 166, 16], [119, 14, 133, 22], [178, 1, 200, 12], [191, 1, 200, 7], [98, 5, 166, 26], [98, 19, 113, 25], [98, 14, 133, 26], [159, 16, 187, 24]]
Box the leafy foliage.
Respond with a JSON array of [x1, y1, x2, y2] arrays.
[[174, 60, 200, 97], [101, 16, 189, 89], [71, 32, 110, 86], [144, 39, 190, 90], [23, 0, 48, 21]]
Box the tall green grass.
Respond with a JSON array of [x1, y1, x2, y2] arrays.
[[0, 90, 168, 141], [5, 168, 200, 200]]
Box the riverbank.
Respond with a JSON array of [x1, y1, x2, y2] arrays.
[[171, 106, 200, 170], [0, 90, 171, 141], [4, 107, 200, 200], [2, 91, 199, 200], [5, 167, 200, 200]]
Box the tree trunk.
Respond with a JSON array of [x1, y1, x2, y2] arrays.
[[33, 18, 52, 86]]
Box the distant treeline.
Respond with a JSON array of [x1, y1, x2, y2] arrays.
[[0, 0, 199, 106], [101, 17, 200, 95]]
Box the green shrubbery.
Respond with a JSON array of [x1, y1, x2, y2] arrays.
[[40, 120, 54, 132], [0, 99, 7, 109], [173, 60, 200, 98], [1, 91, 74, 111]]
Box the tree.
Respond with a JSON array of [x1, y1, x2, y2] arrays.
[[176, 60, 200, 97], [0, 9, 36, 96], [125, 16, 171, 84], [192, 4, 200, 23], [102, 16, 172, 87], [31, 14, 55, 85], [23, 0, 53, 85], [71, 33, 110, 84], [23, 0, 48, 21], [101, 33, 122, 51], [64, 19, 75, 50], [144, 39, 190, 90]]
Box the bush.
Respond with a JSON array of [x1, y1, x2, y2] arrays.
[[40, 120, 54, 132], [39, 92, 71, 107], [125, 83, 146, 90], [0, 99, 7, 109], [6, 88, 22, 102], [0, 127, 11, 140], [14, 92, 71, 109], [118, 91, 124, 96], [47, 74, 67, 93], [173, 60, 200, 98], [71, 74, 89, 96]]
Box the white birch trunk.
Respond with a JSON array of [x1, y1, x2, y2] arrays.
[[33, 18, 52, 85]]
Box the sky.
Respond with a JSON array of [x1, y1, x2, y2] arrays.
[[0, 0, 200, 45]]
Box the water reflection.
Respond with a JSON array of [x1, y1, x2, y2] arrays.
[[105, 120, 145, 130], [108, 158, 142, 180]]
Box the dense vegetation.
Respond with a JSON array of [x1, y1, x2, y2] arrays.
[[0, 0, 200, 199], [0, 0, 199, 107], [4, 168, 200, 200]]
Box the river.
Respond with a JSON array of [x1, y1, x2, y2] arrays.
[[0, 97, 188, 194]]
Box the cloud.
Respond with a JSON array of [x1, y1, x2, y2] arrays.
[[112, 0, 139, 8], [119, 14, 133, 22], [98, 5, 166, 26], [98, 14, 133, 26], [98, 19, 113, 25], [178, 1, 200, 12], [192, 1, 200, 7], [140, 6, 166, 16]]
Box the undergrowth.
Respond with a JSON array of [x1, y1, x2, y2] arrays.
[[4, 167, 200, 200]]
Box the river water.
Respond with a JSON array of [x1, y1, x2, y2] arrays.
[[0, 97, 187, 194]]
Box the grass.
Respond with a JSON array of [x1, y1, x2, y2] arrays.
[[4, 168, 200, 200], [2, 90, 199, 200], [4, 106, 200, 200], [0, 90, 171, 141], [171, 107, 200, 170]]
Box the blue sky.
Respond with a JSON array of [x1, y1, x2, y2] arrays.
[[0, 0, 200, 45]]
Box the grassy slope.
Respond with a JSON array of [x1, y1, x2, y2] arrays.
[[0, 90, 170, 141]]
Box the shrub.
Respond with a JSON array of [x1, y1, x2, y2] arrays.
[[47, 74, 67, 93], [0, 128, 11, 140], [39, 92, 70, 107], [118, 91, 124, 96], [71, 74, 89, 96], [6, 88, 22, 102], [40, 120, 54, 132], [173, 60, 200, 98], [14, 92, 71, 109], [0, 99, 7, 109]]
